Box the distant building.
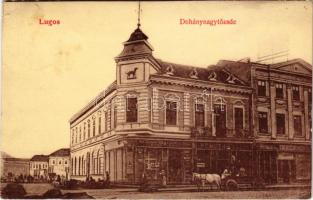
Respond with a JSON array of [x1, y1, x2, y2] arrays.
[[48, 148, 70, 178], [1, 156, 29, 181], [29, 155, 49, 178]]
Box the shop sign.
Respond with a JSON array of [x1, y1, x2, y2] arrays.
[[257, 144, 278, 151], [131, 140, 192, 148], [196, 162, 205, 168], [197, 143, 252, 151], [279, 144, 311, 152]]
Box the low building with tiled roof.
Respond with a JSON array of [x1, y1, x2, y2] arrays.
[[48, 148, 70, 178], [29, 155, 49, 178]]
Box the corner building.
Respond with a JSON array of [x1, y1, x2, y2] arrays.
[[69, 27, 311, 185]]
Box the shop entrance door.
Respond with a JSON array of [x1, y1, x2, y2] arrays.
[[168, 150, 183, 183], [278, 160, 295, 183]]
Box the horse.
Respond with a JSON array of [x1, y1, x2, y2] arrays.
[[192, 173, 221, 192]]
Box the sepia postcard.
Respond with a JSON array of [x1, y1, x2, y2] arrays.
[[0, 1, 312, 199]]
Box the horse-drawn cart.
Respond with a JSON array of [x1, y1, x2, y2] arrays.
[[221, 175, 265, 191]]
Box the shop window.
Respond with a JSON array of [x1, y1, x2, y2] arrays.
[[195, 104, 204, 127], [258, 112, 268, 133], [166, 101, 177, 125], [294, 115, 302, 136], [292, 85, 300, 101], [257, 80, 266, 97], [126, 97, 138, 122], [276, 83, 284, 99], [276, 113, 285, 135]]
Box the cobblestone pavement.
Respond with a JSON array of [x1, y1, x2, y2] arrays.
[[62, 188, 310, 199], [0, 183, 310, 199]]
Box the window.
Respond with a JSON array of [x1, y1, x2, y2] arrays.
[[166, 101, 177, 125], [93, 119, 96, 137], [292, 85, 300, 101], [98, 116, 101, 134], [234, 107, 244, 131], [87, 121, 90, 138], [71, 129, 74, 144], [258, 112, 268, 133], [276, 113, 285, 135], [257, 80, 266, 96], [75, 127, 78, 143], [276, 83, 283, 99], [113, 106, 117, 128], [79, 126, 81, 142], [126, 97, 138, 122], [104, 112, 108, 132], [52, 160, 55, 165], [294, 115, 302, 136], [308, 89, 312, 104], [83, 123, 86, 140], [65, 161, 67, 165], [195, 104, 205, 127], [59, 161, 62, 165]]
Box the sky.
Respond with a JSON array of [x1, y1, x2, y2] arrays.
[[1, 1, 312, 158]]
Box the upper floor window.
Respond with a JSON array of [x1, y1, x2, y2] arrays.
[[75, 127, 78, 143], [79, 126, 81, 142], [308, 88, 312, 104], [83, 123, 86, 140], [87, 121, 90, 138], [258, 112, 268, 133], [275, 83, 283, 99], [276, 113, 285, 135], [294, 115, 302, 136], [98, 116, 102, 134], [195, 104, 205, 127], [126, 97, 138, 122], [234, 107, 244, 131], [104, 112, 108, 132], [92, 118, 96, 137], [52, 160, 55, 165], [113, 106, 118, 128], [71, 129, 74, 144], [65, 161, 67, 165], [257, 80, 266, 97], [292, 85, 300, 101], [59, 161, 62, 165], [166, 101, 177, 125]]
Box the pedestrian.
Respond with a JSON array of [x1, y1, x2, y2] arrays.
[[105, 171, 110, 187]]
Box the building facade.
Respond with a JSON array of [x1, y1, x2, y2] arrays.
[[69, 26, 311, 184], [48, 148, 70, 179], [29, 155, 49, 178], [218, 59, 312, 184]]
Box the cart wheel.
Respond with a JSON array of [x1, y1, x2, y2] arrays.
[[226, 180, 238, 191]]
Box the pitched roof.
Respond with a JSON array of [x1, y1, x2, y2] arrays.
[[49, 148, 70, 157], [30, 155, 49, 162], [127, 27, 149, 42], [156, 59, 247, 86], [270, 58, 312, 70]]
